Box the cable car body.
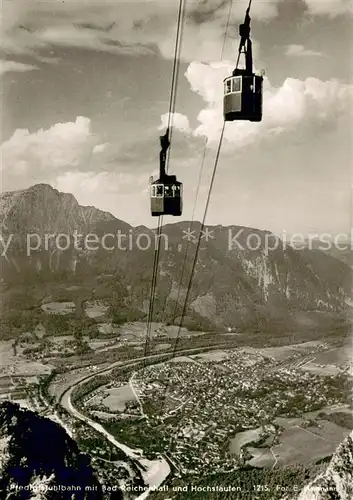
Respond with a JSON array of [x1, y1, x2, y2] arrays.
[[150, 128, 183, 217], [223, 5, 263, 123], [150, 175, 182, 217], [224, 69, 263, 122]]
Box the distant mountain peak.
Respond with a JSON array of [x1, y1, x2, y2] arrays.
[[0, 183, 117, 235], [25, 182, 59, 192]]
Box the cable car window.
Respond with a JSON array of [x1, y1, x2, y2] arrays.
[[151, 185, 156, 197], [224, 79, 232, 95], [232, 77, 241, 93], [156, 185, 164, 197]]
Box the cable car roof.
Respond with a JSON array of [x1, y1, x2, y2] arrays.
[[151, 175, 182, 185]]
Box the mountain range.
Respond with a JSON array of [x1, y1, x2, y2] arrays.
[[0, 183, 352, 338]]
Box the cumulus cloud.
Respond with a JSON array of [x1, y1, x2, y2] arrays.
[[93, 143, 110, 154], [184, 61, 353, 148], [0, 117, 106, 190], [52, 170, 149, 223], [158, 0, 275, 62], [0, 60, 38, 76], [0, 0, 281, 62], [54, 170, 145, 196], [0, 112, 150, 222], [303, 0, 353, 17], [285, 44, 323, 57], [1, 0, 351, 64], [158, 112, 191, 133], [53, 171, 107, 196]]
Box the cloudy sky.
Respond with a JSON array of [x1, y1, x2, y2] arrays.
[[1, 0, 352, 236]]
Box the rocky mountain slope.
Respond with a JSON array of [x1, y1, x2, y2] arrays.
[[0, 184, 352, 336], [291, 238, 353, 270], [0, 401, 108, 499], [0, 184, 116, 236], [286, 431, 353, 500]]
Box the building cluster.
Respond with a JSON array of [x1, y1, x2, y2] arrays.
[[128, 350, 345, 473]]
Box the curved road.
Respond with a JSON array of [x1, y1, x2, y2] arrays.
[[59, 345, 228, 499]]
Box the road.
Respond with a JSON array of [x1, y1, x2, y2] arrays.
[[59, 345, 227, 499], [129, 371, 146, 417]]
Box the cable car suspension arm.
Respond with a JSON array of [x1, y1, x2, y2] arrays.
[[159, 127, 170, 179], [235, 0, 253, 73]]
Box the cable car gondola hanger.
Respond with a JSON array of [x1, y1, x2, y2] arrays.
[[223, 0, 263, 122], [150, 127, 183, 217]]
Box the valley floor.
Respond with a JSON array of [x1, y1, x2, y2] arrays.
[[1, 323, 352, 499]]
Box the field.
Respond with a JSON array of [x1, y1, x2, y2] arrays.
[[87, 339, 118, 350], [153, 343, 171, 351], [0, 340, 54, 407], [299, 364, 343, 376], [297, 344, 352, 376], [229, 427, 263, 455], [41, 300, 109, 318], [85, 383, 137, 412], [245, 341, 324, 362], [117, 322, 208, 340], [241, 341, 352, 377], [84, 301, 108, 318], [96, 323, 117, 335], [91, 410, 125, 420], [47, 330, 121, 352], [310, 346, 352, 365], [192, 350, 230, 363], [0, 341, 53, 378], [168, 356, 197, 363], [100, 384, 137, 412], [50, 335, 76, 344], [248, 420, 350, 468], [247, 447, 275, 467], [41, 302, 76, 314]]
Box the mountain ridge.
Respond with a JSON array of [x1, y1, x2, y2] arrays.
[[0, 184, 351, 337]]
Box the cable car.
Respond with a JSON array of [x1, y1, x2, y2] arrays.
[[223, 5, 263, 122], [150, 128, 183, 217], [150, 175, 182, 217]]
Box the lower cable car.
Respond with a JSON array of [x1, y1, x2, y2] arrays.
[[150, 128, 183, 217], [150, 175, 182, 217], [223, 5, 263, 123]]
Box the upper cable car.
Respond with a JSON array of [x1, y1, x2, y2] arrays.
[[223, 3, 263, 122], [150, 128, 183, 217]]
